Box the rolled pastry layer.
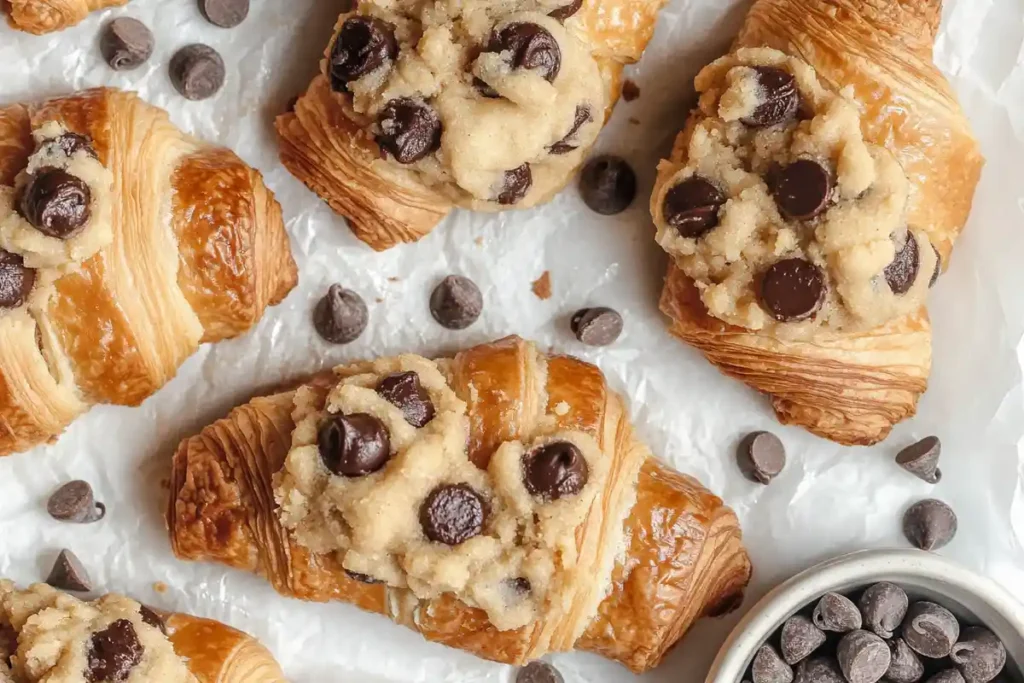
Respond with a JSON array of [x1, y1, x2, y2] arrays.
[[4, 0, 127, 34]]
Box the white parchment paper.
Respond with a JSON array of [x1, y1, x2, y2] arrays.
[[1, 0, 1023, 681]]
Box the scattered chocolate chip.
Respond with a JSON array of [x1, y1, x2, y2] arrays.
[[138, 606, 166, 635], [753, 645, 795, 683], [100, 17, 154, 71], [313, 284, 368, 344], [497, 164, 533, 205], [516, 660, 565, 683], [570, 307, 623, 346], [887, 638, 926, 683], [742, 66, 799, 128], [429, 275, 482, 330], [769, 159, 832, 220], [344, 569, 384, 585], [87, 619, 143, 683], [796, 658, 846, 683], [377, 98, 442, 164], [896, 437, 942, 484], [0, 250, 36, 309], [46, 549, 93, 592], [485, 23, 561, 83], [578, 155, 636, 215], [929, 671, 967, 683], [813, 592, 862, 633], [903, 499, 957, 551], [547, 0, 583, 21], [46, 133, 97, 159], [317, 413, 392, 477], [781, 615, 827, 665], [663, 176, 725, 238], [858, 582, 908, 639], [330, 17, 398, 90], [930, 244, 942, 287], [420, 484, 486, 545], [377, 371, 435, 428], [169, 44, 225, 101], [737, 431, 786, 485], [47, 480, 106, 523], [19, 168, 92, 239], [902, 601, 960, 658], [524, 441, 589, 500], [951, 627, 1006, 683], [885, 232, 920, 295], [198, 0, 249, 28], [759, 258, 826, 322], [838, 630, 891, 683], [549, 104, 592, 155], [622, 79, 640, 102]]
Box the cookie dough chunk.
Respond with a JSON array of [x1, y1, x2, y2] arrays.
[[652, 48, 938, 339]]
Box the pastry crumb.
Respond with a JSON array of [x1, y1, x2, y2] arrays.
[[153, 582, 168, 594], [622, 80, 640, 102], [475, 237, 484, 246], [628, 117, 641, 125], [553, 401, 571, 416], [388, 276, 400, 282], [531, 271, 552, 300]]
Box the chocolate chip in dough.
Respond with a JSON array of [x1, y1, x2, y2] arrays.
[[47, 480, 106, 523], [420, 484, 487, 545], [887, 638, 926, 683], [896, 437, 942, 484], [578, 155, 636, 215], [313, 284, 368, 344], [377, 98, 442, 164], [507, 577, 531, 595], [547, 0, 583, 21], [903, 499, 957, 551], [737, 431, 786, 485], [317, 413, 392, 477], [497, 164, 533, 205], [549, 104, 592, 155], [377, 371, 436, 428], [199, 0, 250, 28], [19, 168, 92, 239], [796, 658, 846, 683], [0, 250, 36, 309], [930, 244, 942, 287], [663, 176, 726, 238], [859, 582, 909, 639], [46, 549, 93, 592], [429, 275, 483, 330], [138, 606, 167, 635], [524, 441, 589, 500], [742, 66, 799, 128], [486, 23, 561, 83], [781, 615, 827, 665], [769, 159, 833, 220], [344, 569, 384, 585], [760, 258, 826, 322], [753, 645, 795, 683], [516, 661, 565, 683], [47, 132, 97, 159], [813, 592, 863, 633], [838, 630, 892, 683], [928, 671, 967, 683], [885, 232, 920, 295], [951, 628, 1006, 683], [330, 17, 398, 90], [570, 307, 623, 346], [902, 601, 960, 658], [100, 18, 154, 71], [169, 44, 225, 101], [87, 619, 143, 683]]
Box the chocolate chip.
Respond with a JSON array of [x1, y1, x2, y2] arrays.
[[429, 275, 482, 330], [903, 601, 960, 658], [198, 0, 249, 28], [781, 615, 827, 665], [663, 176, 725, 238], [497, 164, 532, 205], [549, 104, 592, 155], [896, 437, 942, 484], [523, 441, 589, 500], [796, 658, 846, 683], [377, 371, 435, 428], [570, 307, 623, 346], [742, 66, 799, 128], [138, 606, 166, 635], [769, 159, 832, 220], [0, 250, 36, 309], [859, 582, 908, 639], [420, 484, 486, 545], [578, 155, 636, 215], [100, 17, 154, 71], [377, 98, 442, 164], [46, 132, 97, 159], [929, 671, 967, 683], [47, 480, 106, 523], [838, 630, 892, 683], [46, 549, 93, 592], [622, 79, 640, 102], [760, 258, 826, 322], [87, 619, 143, 683], [313, 284, 368, 344], [485, 23, 561, 83], [813, 592, 862, 633], [516, 661, 565, 683], [737, 431, 786, 485], [753, 645, 795, 683], [330, 17, 398, 90], [169, 44, 225, 101], [19, 168, 92, 239], [930, 244, 942, 287], [885, 232, 920, 295], [888, 638, 926, 683], [547, 0, 583, 21], [903, 499, 957, 551], [950, 627, 1006, 683], [317, 413, 392, 477], [345, 569, 384, 584]]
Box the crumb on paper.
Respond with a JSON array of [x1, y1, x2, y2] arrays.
[[376, 297, 384, 303], [622, 79, 640, 102], [628, 117, 641, 125], [388, 276, 400, 282], [554, 401, 571, 416], [153, 582, 168, 594], [475, 237, 484, 246], [531, 271, 552, 300]]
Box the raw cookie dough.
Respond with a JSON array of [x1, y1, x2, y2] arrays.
[[652, 48, 938, 340], [323, 0, 608, 209], [274, 354, 611, 631]]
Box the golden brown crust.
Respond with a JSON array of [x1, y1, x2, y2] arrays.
[[165, 612, 287, 683], [4, 0, 127, 34]]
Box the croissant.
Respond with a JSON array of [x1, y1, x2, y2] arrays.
[[650, 0, 983, 445], [0, 580, 285, 682], [276, 0, 666, 250], [167, 336, 751, 673], [3, 0, 125, 34], [0, 88, 297, 457]]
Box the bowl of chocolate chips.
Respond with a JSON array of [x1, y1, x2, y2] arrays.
[[706, 550, 1024, 683]]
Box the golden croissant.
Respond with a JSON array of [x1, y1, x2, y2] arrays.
[[3, 0, 126, 34], [0, 88, 297, 456], [167, 336, 751, 673], [651, 0, 983, 445]]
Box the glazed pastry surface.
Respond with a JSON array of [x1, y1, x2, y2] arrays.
[[4, 0, 127, 34]]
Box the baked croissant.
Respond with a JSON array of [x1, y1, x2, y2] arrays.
[[651, 0, 983, 445], [0, 88, 297, 457], [167, 336, 751, 673], [3, 0, 126, 34], [0, 580, 285, 682], [276, 0, 666, 250]]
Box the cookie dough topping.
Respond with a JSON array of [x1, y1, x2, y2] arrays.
[[652, 48, 938, 338]]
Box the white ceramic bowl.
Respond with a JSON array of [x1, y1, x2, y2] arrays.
[[705, 550, 1024, 683]]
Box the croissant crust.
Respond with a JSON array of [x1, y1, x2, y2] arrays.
[[4, 0, 127, 34]]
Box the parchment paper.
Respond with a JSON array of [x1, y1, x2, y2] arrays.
[[1, 0, 1023, 681]]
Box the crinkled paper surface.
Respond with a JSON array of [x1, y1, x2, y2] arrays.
[[1, 0, 1023, 681]]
